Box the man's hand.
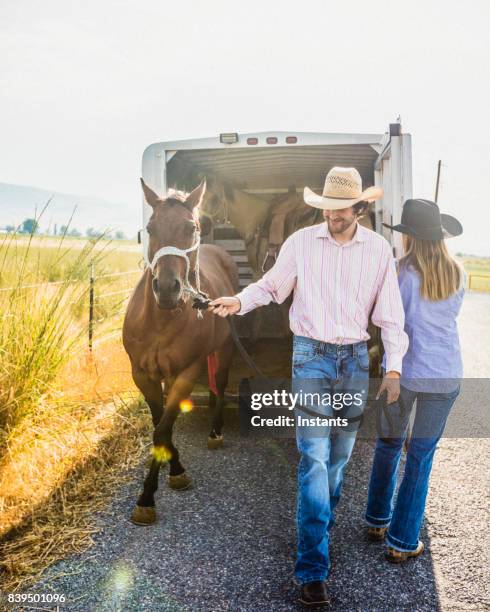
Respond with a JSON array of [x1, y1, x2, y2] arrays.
[[208, 296, 241, 317], [376, 371, 401, 404]]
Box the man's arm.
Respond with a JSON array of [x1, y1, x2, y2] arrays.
[[371, 246, 409, 402], [209, 233, 297, 317]]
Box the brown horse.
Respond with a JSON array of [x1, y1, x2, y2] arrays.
[[123, 178, 239, 526]]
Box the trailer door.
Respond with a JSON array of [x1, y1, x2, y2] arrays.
[[374, 123, 413, 257]]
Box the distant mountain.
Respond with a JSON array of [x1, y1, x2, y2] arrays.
[[0, 183, 141, 237]]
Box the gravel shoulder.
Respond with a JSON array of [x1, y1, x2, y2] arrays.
[[15, 292, 490, 611]]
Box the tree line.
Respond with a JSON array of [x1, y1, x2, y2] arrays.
[[1, 218, 127, 240]]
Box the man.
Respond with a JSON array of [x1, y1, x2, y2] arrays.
[[209, 167, 408, 607]]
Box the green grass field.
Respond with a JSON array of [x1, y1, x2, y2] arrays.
[[0, 234, 141, 286]]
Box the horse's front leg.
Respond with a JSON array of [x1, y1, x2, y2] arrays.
[[130, 365, 200, 526], [131, 366, 164, 428], [129, 368, 163, 526], [154, 363, 202, 491]]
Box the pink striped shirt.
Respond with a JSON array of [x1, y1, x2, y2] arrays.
[[235, 222, 408, 373]]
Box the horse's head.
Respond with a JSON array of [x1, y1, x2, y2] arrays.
[[201, 176, 272, 243], [200, 176, 233, 224], [141, 178, 206, 309]]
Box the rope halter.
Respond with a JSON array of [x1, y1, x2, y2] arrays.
[[146, 233, 206, 319]]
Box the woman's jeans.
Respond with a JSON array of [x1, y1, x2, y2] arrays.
[[292, 335, 370, 584], [365, 383, 460, 552]]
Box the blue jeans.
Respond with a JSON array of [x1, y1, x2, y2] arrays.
[[292, 335, 370, 584], [365, 384, 460, 552]]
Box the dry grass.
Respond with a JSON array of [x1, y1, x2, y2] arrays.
[[0, 229, 103, 436], [58, 337, 138, 404], [0, 340, 150, 593], [0, 225, 148, 594]]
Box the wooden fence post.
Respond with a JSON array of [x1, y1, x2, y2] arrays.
[[88, 261, 95, 351]]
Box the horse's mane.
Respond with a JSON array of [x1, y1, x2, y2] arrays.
[[165, 188, 189, 204]]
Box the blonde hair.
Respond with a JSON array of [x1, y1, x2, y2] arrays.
[[400, 236, 462, 301]]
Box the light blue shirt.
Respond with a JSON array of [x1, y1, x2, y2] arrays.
[[383, 263, 464, 392]]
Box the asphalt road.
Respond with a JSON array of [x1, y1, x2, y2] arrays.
[[16, 292, 490, 611]]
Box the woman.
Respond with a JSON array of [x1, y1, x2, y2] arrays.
[[365, 198, 464, 563]]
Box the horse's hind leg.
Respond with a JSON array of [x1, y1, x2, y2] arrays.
[[208, 339, 234, 450]]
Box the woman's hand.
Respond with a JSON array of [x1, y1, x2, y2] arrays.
[[208, 296, 241, 317]]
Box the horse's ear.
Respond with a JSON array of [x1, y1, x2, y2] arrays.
[[186, 178, 206, 210], [140, 178, 162, 208]]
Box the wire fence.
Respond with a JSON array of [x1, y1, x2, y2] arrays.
[[88, 265, 141, 350], [0, 264, 142, 350], [0, 278, 81, 292]]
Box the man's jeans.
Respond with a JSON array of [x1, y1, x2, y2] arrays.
[[292, 334, 370, 584], [365, 384, 460, 552]]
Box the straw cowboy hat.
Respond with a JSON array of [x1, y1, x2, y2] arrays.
[[304, 167, 383, 210], [383, 198, 463, 240]]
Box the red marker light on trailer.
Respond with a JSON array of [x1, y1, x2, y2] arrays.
[[286, 136, 297, 144], [266, 137, 278, 144], [247, 137, 258, 145]]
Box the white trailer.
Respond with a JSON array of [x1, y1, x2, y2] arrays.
[[141, 122, 412, 261]]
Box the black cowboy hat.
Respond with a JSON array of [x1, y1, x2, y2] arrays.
[[383, 198, 463, 240]]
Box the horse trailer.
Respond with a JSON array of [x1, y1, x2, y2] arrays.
[[140, 123, 412, 347]]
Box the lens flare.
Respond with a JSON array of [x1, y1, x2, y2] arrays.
[[103, 561, 134, 607], [179, 398, 193, 413], [112, 565, 133, 593], [152, 445, 172, 462]]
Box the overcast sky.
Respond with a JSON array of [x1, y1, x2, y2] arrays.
[[1, 0, 489, 254]]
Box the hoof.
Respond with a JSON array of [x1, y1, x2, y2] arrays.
[[168, 472, 192, 490], [130, 505, 156, 526], [207, 435, 224, 450]]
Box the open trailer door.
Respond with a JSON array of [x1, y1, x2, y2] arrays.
[[373, 122, 413, 258]]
